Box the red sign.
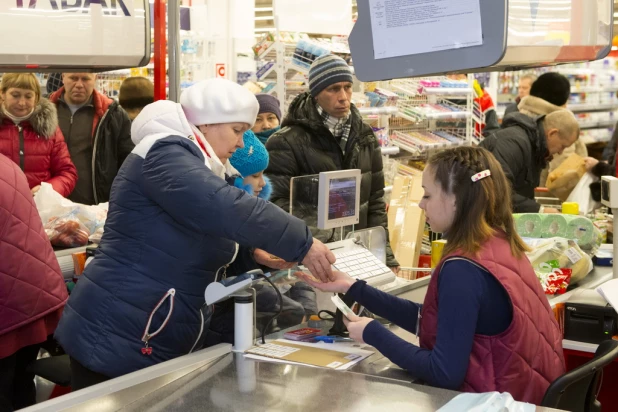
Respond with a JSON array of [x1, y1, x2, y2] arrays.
[[216, 63, 226, 79]]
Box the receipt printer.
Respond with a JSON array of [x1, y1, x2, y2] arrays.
[[564, 290, 617, 344]]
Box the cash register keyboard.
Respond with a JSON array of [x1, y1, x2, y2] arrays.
[[329, 239, 396, 287]]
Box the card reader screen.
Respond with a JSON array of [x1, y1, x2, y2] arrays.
[[328, 177, 356, 220]]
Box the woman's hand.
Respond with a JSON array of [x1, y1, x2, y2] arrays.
[[294, 270, 355, 294], [253, 249, 296, 270], [343, 314, 374, 343], [31, 185, 41, 195]]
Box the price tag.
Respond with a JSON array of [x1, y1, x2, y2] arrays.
[[566, 247, 582, 264]]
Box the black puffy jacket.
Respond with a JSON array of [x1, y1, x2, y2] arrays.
[[266, 93, 398, 267], [480, 113, 548, 213]]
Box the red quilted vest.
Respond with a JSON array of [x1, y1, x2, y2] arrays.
[[0, 153, 68, 357], [419, 233, 565, 404]]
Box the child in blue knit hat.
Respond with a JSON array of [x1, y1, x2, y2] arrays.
[[230, 130, 272, 199], [230, 130, 317, 329]]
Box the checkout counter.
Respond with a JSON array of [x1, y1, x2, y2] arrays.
[[25, 264, 566, 412], [23, 316, 563, 412], [40, 230, 614, 411]]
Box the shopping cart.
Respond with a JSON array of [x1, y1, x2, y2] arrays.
[[535, 187, 562, 211]]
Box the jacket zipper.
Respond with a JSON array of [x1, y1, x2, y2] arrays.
[[214, 242, 239, 283], [91, 108, 110, 205], [190, 243, 238, 353], [16, 125, 25, 171], [141, 288, 176, 355]]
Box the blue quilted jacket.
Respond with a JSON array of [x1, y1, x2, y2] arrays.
[[55, 101, 312, 378]]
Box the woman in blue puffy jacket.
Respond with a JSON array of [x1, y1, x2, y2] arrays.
[[55, 79, 335, 390]]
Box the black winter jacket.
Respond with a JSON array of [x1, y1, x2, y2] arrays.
[[480, 113, 548, 213], [266, 92, 398, 267], [50, 88, 133, 205], [91, 102, 133, 204]]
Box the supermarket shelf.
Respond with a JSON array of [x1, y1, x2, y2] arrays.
[[257, 42, 297, 60], [391, 131, 467, 159], [423, 87, 474, 95], [559, 68, 604, 75], [381, 146, 400, 156], [286, 62, 308, 75], [358, 106, 398, 116], [257, 64, 276, 81], [581, 134, 613, 144], [391, 83, 473, 97], [569, 103, 618, 113], [571, 86, 618, 93], [578, 120, 616, 130], [397, 109, 470, 122]]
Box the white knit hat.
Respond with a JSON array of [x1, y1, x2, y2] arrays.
[[180, 78, 259, 127]]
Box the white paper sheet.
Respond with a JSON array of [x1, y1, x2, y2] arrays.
[[368, 0, 483, 60], [597, 279, 618, 315], [244, 339, 374, 371]]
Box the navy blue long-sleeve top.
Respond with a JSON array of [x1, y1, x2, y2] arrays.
[[346, 259, 513, 390]]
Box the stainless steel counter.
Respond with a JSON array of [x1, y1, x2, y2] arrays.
[[25, 323, 564, 412]]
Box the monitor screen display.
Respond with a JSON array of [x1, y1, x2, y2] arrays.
[[328, 177, 357, 220]]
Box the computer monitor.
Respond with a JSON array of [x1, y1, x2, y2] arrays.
[[317, 170, 361, 230]]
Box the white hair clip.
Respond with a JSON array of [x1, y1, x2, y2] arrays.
[[471, 170, 491, 182]]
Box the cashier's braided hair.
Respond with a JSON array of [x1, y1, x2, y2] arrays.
[[427, 146, 529, 258]]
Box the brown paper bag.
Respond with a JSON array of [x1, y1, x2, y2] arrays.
[[546, 153, 586, 201]]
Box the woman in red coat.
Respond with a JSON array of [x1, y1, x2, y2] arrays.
[[0, 153, 68, 410], [0, 73, 77, 196]]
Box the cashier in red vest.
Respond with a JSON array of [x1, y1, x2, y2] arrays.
[[298, 146, 566, 405]]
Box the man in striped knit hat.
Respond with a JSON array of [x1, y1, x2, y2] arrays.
[[266, 54, 399, 270]]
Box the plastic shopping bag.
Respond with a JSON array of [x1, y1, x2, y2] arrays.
[[524, 237, 593, 286], [34, 182, 109, 247], [566, 172, 600, 215], [438, 392, 534, 412], [46, 213, 90, 248]]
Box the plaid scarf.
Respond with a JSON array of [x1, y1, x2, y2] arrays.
[[316, 104, 352, 154]]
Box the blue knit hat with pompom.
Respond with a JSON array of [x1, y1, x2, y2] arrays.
[[229, 130, 269, 177]]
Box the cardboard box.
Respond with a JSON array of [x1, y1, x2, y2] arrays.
[[388, 175, 426, 269]]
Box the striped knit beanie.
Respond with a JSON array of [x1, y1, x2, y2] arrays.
[[308, 55, 354, 98]]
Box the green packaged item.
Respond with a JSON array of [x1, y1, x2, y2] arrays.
[[566, 216, 597, 250], [540, 214, 568, 238], [514, 213, 598, 251], [514, 213, 545, 238]]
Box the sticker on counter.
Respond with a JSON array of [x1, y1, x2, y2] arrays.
[[345, 354, 361, 360], [566, 247, 582, 264], [327, 361, 344, 368]]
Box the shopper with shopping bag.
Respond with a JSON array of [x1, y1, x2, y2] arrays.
[[0, 73, 77, 197], [480, 110, 579, 213], [297, 146, 565, 405], [55, 79, 335, 390]]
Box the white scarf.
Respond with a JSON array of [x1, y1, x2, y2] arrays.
[[3, 106, 34, 124], [189, 125, 240, 179]]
